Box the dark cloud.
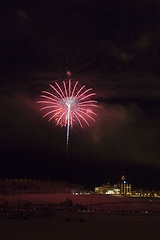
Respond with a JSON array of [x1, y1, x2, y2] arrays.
[[1, 73, 160, 171]]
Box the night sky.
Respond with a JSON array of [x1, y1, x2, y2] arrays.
[[1, 0, 160, 189]]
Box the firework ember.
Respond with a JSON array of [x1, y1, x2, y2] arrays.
[[37, 79, 98, 146]]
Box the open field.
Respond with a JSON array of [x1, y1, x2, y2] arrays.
[[1, 193, 160, 216], [1, 193, 160, 240]]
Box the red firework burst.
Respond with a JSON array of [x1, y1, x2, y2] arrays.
[[37, 79, 98, 129]]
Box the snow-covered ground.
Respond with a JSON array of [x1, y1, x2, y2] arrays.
[[0, 193, 160, 212], [0, 194, 160, 239]]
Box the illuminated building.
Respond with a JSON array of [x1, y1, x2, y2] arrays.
[[95, 176, 131, 195], [95, 184, 108, 194], [119, 176, 132, 195], [120, 182, 132, 195], [95, 183, 120, 195]]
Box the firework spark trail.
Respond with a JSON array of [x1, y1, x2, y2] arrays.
[[66, 103, 70, 147], [37, 79, 98, 147]]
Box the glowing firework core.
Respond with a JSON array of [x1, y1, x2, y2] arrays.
[[37, 79, 98, 147], [63, 97, 77, 110]]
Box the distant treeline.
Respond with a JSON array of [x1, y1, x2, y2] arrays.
[[0, 179, 84, 195]]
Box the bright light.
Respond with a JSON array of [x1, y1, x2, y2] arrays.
[[37, 79, 98, 146]]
